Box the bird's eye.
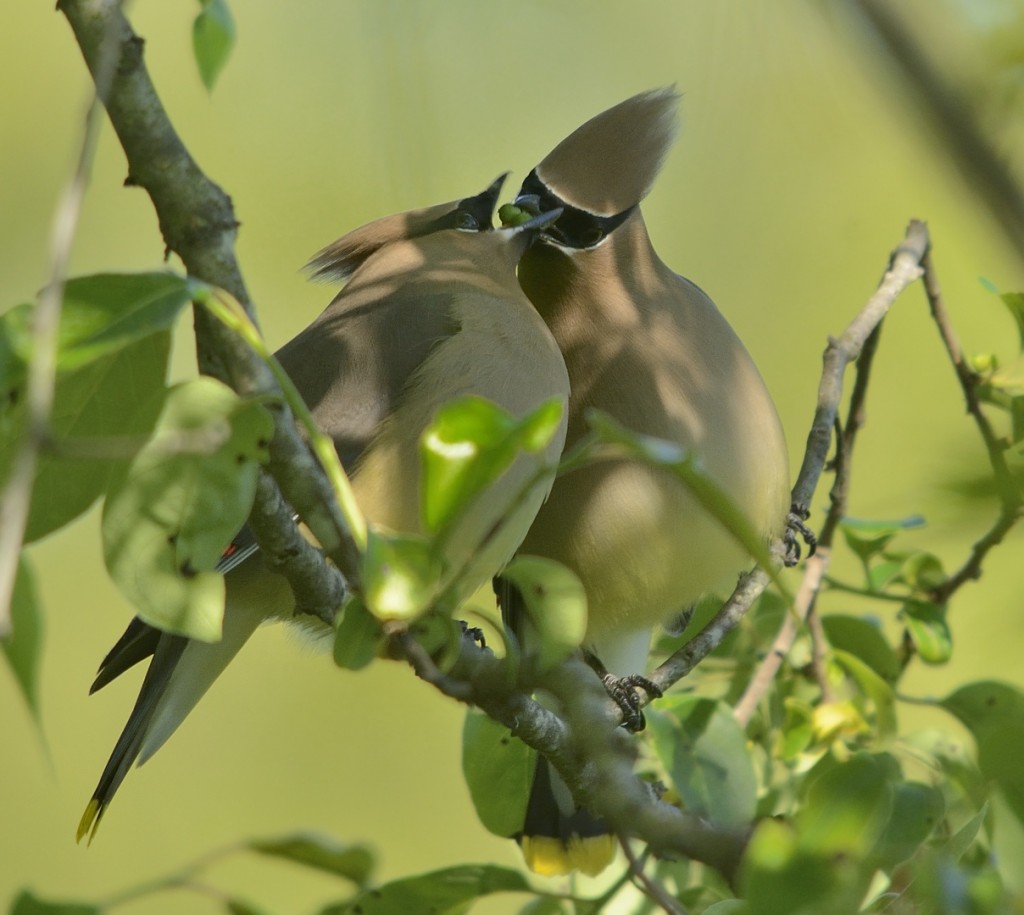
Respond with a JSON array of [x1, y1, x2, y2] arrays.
[[581, 227, 604, 247], [455, 212, 480, 231]]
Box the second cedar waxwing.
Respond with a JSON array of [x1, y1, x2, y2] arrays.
[[78, 175, 571, 841], [501, 89, 791, 876]]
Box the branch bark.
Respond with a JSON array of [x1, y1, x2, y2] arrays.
[[58, 0, 360, 614]]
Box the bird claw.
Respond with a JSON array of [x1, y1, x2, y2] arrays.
[[784, 503, 817, 566], [583, 648, 663, 732]]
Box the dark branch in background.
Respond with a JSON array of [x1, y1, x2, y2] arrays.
[[850, 0, 1024, 267], [58, 0, 361, 612], [921, 253, 1024, 604], [733, 221, 930, 726]]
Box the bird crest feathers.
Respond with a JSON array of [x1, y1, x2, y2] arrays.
[[534, 86, 680, 217]]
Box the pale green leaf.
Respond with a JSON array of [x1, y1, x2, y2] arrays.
[[648, 695, 757, 827], [101, 378, 272, 640], [193, 0, 236, 91]]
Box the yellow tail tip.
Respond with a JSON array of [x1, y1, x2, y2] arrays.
[[521, 833, 617, 877], [76, 799, 102, 845]]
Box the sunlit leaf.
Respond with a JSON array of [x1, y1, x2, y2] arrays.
[[648, 695, 757, 827], [250, 833, 374, 886], [102, 378, 272, 641], [1, 556, 43, 723], [420, 395, 562, 536], [462, 709, 533, 837], [193, 0, 236, 91], [362, 529, 442, 621], [498, 556, 586, 670]]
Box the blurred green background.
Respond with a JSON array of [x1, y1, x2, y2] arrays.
[[4, 1, 1024, 912]]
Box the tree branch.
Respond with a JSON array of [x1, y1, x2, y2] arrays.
[[920, 250, 1024, 603], [58, 0, 361, 612], [733, 220, 929, 725]]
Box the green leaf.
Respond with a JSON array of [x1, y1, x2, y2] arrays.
[[648, 695, 757, 827], [224, 900, 274, 915], [585, 410, 780, 589], [10, 889, 101, 915], [327, 864, 530, 915], [518, 898, 568, 915], [838, 515, 925, 565], [362, 529, 443, 621], [999, 291, 1024, 353], [101, 378, 272, 641], [821, 615, 900, 684], [798, 753, 894, 859], [871, 781, 944, 869], [704, 902, 748, 915], [193, 0, 236, 91], [831, 649, 898, 738], [498, 556, 586, 670], [1, 557, 43, 722], [902, 600, 952, 664], [941, 681, 1024, 828], [23, 334, 168, 543], [896, 549, 946, 591], [420, 395, 562, 536], [462, 708, 533, 837], [37, 272, 189, 375], [947, 801, 989, 862], [333, 598, 382, 671], [250, 833, 374, 886], [740, 820, 841, 915]]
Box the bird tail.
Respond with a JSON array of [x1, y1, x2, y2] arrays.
[[519, 755, 616, 878], [77, 589, 270, 843], [495, 575, 617, 877]]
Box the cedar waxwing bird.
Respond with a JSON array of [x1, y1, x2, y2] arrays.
[[500, 88, 791, 876], [79, 175, 570, 841]]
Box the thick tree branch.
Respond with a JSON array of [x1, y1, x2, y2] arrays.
[[58, 0, 361, 609]]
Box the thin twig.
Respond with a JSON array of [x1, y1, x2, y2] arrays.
[[0, 16, 122, 635], [619, 838, 687, 915], [733, 221, 930, 725], [920, 249, 1024, 603]]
